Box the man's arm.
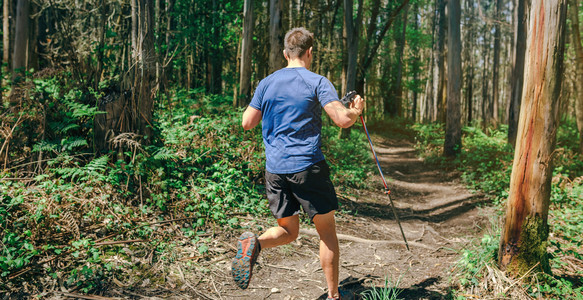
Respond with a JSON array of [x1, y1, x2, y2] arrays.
[[323, 95, 364, 128], [242, 106, 262, 130]]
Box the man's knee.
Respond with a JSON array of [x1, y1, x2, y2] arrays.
[[277, 215, 300, 243], [313, 211, 336, 234]]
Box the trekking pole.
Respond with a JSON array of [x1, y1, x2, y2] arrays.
[[340, 91, 410, 251]]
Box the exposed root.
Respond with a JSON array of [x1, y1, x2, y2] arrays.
[[299, 228, 435, 250]]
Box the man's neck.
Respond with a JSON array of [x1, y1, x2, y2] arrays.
[[286, 58, 309, 69]]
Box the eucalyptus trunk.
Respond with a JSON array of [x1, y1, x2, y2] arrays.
[[444, 0, 462, 157], [498, 0, 567, 277]]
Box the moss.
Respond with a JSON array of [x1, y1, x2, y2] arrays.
[[505, 215, 551, 277]]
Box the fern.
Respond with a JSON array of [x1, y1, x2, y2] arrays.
[[61, 137, 88, 152], [153, 147, 178, 161], [32, 141, 58, 153], [52, 155, 109, 182], [84, 155, 108, 174], [63, 90, 105, 119]]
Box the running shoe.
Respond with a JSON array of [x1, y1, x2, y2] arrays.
[[231, 232, 261, 289]]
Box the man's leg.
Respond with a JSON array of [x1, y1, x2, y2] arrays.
[[258, 214, 300, 249], [313, 211, 340, 298]]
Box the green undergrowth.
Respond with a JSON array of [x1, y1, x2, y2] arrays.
[[412, 122, 583, 298], [0, 74, 371, 295]]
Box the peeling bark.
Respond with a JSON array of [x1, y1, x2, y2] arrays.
[[498, 0, 568, 277]]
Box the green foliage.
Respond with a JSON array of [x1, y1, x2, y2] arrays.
[[322, 123, 373, 190], [459, 126, 514, 205], [360, 275, 405, 300], [451, 216, 500, 289]]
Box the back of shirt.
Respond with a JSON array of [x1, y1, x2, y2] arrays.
[[250, 67, 339, 174]]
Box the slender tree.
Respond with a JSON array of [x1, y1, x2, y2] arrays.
[[432, 0, 446, 122], [423, 0, 439, 122], [12, 0, 29, 81], [568, 0, 583, 153], [343, 0, 361, 95], [491, 0, 503, 125], [444, 0, 462, 157], [498, 0, 568, 276], [508, 0, 529, 147], [2, 0, 9, 69], [269, 0, 285, 73], [339, 0, 362, 139], [393, 5, 409, 117], [133, 0, 156, 139], [463, 0, 476, 124], [237, 0, 254, 107]]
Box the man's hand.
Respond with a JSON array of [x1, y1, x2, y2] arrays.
[[349, 94, 364, 115], [323, 94, 365, 128]]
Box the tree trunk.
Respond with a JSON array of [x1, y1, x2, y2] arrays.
[[463, 0, 475, 124], [433, 0, 446, 123], [131, 0, 137, 53], [2, 0, 9, 67], [94, 0, 155, 153], [138, 0, 155, 137], [424, 0, 438, 122], [96, 0, 107, 89], [444, 0, 462, 157], [27, 1, 37, 72], [508, 0, 529, 147], [394, 5, 409, 118], [569, 0, 583, 154], [269, 0, 285, 73], [411, 4, 420, 122], [237, 0, 254, 107], [208, 0, 222, 94], [339, 0, 362, 139], [481, 29, 491, 131], [343, 0, 359, 93], [498, 0, 567, 276], [491, 0, 503, 126], [12, 0, 29, 81]]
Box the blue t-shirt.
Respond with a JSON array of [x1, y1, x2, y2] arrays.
[[249, 67, 339, 174]]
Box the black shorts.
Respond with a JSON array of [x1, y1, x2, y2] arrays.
[[265, 160, 338, 220]]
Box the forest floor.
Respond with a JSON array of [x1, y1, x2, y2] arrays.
[[172, 136, 496, 300], [96, 136, 495, 300]]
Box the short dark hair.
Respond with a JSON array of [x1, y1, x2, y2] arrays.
[[284, 27, 314, 59]]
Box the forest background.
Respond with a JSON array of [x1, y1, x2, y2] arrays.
[[0, 0, 582, 298]]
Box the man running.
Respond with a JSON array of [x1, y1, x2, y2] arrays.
[[232, 27, 364, 300]]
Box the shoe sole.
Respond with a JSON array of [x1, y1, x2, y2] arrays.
[[232, 232, 258, 289]]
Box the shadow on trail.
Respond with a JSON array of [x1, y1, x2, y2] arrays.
[[339, 193, 486, 223], [316, 276, 450, 300]]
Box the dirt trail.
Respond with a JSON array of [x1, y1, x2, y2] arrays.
[[202, 137, 492, 300]]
